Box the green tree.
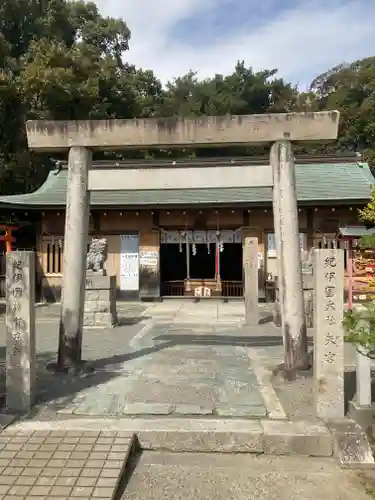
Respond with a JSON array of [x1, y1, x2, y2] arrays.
[[0, 0, 164, 369], [310, 57, 375, 164], [0, 0, 163, 197]]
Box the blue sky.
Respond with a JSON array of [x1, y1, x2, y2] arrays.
[[95, 0, 375, 88]]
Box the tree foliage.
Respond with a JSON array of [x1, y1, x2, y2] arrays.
[[1, 0, 375, 194], [343, 302, 375, 359], [359, 187, 375, 226]]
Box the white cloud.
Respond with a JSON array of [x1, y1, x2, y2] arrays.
[[94, 0, 375, 87]]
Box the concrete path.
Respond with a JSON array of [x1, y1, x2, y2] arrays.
[[123, 451, 372, 500]]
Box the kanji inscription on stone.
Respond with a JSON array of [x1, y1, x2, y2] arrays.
[[6, 251, 36, 413], [313, 248, 344, 419]]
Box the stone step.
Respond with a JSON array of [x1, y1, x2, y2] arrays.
[[7, 418, 331, 456], [8, 417, 374, 467], [0, 428, 136, 500]]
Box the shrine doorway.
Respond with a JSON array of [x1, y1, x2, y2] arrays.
[[220, 243, 242, 280], [220, 243, 243, 297], [159, 243, 187, 296], [190, 243, 215, 279]]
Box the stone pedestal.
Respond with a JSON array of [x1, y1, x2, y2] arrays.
[[6, 251, 36, 413], [313, 248, 345, 420], [84, 274, 117, 327]]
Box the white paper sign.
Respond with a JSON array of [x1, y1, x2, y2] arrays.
[[267, 233, 276, 257]]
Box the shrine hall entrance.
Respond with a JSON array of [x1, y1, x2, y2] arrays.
[[159, 230, 243, 297]]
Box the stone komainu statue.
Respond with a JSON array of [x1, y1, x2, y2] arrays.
[[86, 238, 108, 273]]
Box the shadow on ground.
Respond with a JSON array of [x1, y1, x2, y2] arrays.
[[117, 316, 151, 326], [0, 327, 297, 415]]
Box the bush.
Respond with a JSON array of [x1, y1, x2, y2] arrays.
[[343, 301, 375, 358]]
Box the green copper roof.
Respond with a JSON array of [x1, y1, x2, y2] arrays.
[[338, 226, 375, 237], [0, 162, 373, 208]]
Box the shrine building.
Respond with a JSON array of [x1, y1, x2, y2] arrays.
[[0, 154, 373, 302]]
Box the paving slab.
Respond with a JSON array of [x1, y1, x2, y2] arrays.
[[0, 429, 135, 500]]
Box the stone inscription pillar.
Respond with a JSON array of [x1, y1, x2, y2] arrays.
[[313, 248, 345, 420], [6, 251, 36, 413], [58, 146, 91, 367], [243, 236, 259, 325], [271, 140, 308, 370]]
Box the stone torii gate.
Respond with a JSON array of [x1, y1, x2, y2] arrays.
[[25, 112, 339, 371]]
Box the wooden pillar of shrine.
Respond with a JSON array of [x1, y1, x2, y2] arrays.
[[0, 225, 19, 253]]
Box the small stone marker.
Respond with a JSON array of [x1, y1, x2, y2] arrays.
[[6, 251, 36, 413], [313, 248, 344, 420], [356, 349, 372, 407], [353, 305, 372, 407], [243, 237, 259, 325]]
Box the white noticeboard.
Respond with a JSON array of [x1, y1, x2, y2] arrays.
[[120, 234, 139, 291]]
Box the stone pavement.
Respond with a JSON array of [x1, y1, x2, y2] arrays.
[[0, 299, 366, 420], [0, 428, 135, 500], [59, 322, 274, 418], [0, 300, 280, 419], [43, 302, 277, 419]]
